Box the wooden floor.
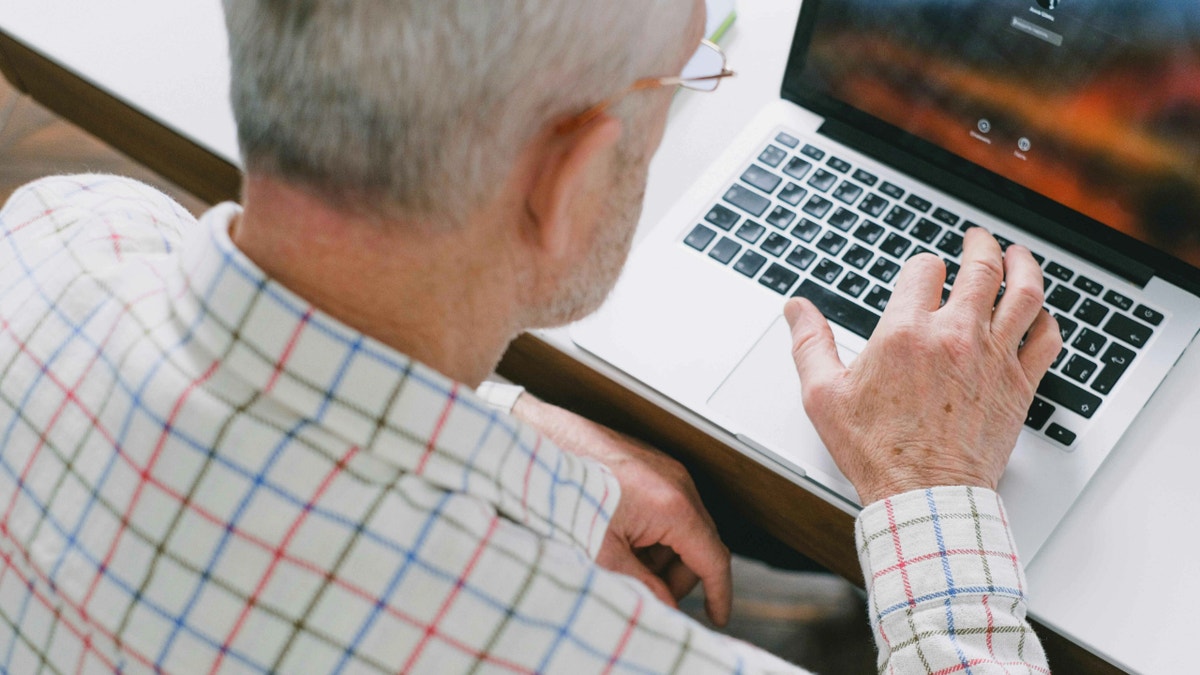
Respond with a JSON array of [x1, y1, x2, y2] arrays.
[[0, 75, 876, 673]]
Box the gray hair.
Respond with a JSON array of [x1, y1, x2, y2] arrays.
[[223, 0, 694, 222]]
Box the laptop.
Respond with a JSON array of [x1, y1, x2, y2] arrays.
[[571, 0, 1200, 561]]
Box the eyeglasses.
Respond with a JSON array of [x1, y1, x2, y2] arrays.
[[558, 39, 735, 133]]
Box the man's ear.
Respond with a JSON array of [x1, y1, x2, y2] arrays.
[[524, 114, 623, 258]]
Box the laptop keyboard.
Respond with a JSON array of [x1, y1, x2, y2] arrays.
[[682, 129, 1166, 449]]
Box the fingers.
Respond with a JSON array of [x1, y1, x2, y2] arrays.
[[785, 298, 845, 389], [946, 228, 1005, 313], [886, 252, 947, 315], [991, 245, 1047, 345], [1018, 308, 1063, 384], [657, 507, 732, 626], [602, 535, 679, 609]]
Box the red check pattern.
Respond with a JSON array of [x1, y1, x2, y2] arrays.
[[0, 176, 1047, 674]]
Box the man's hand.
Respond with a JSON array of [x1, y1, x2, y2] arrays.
[[511, 394, 732, 626], [785, 228, 1062, 505]]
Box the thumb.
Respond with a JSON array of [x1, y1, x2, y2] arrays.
[[784, 298, 845, 387]]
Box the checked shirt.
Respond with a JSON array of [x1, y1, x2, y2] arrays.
[[0, 176, 1047, 674]]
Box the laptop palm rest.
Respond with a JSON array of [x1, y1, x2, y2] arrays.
[[707, 314, 861, 504]]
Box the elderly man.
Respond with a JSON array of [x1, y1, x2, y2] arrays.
[[0, 0, 1058, 672]]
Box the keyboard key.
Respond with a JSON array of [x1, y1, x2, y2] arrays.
[[852, 169, 878, 186], [880, 232, 913, 259], [1046, 285, 1081, 312], [879, 182, 905, 199], [936, 231, 964, 257], [1072, 328, 1107, 357], [1103, 313, 1153, 348], [1133, 304, 1164, 326], [944, 259, 961, 285], [758, 145, 788, 168], [684, 224, 717, 251], [1054, 314, 1079, 342], [1052, 347, 1067, 369], [779, 183, 807, 206], [1037, 372, 1102, 418], [858, 193, 890, 217], [783, 156, 813, 181], [735, 220, 766, 244], [1063, 354, 1098, 383], [705, 204, 740, 230], [808, 169, 838, 192], [960, 219, 981, 233], [828, 208, 859, 231], [812, 258, 844, 285], [1046, 423, 1077, 446], [910, 245, 935, 260], [994, 234, 1013, 251], [827, 156, 852, 173], [865, 285, 892, 312], [802, 195, 834, 218], [910, 218, 942, 243], [1045, 261, 1074, 282], [1025, 398, 1055, 430], [1073, 275, 1103, 296], [709, 237, 741, 264], [761, 232, 790, 257], [1074, 299, 1109, 327], [843, 244, 874, 269], [1091, 343, 1135, 394], [785, 245, 817, 271], [734, 250, 767, 277], [791, 218, 822, 242], [766, 205, 797, 230], [791, 279, 881, 340], [1031, 251, 1046, 265], [1103, 290, 1134, 311], [759, 263, 800, 295], [838, 271, 870, 298], [868, 258, 901, 284], [816, 231, 848, 256], [932, 207, 960, 227], [904, 194, 932, 212], [775, 132, 800, 148], [800, 144, 825, 160], [883, 205, 915, 230], [832, 182, 864, 205], [742, 165, 782, 194], [853, 221, 885, 245], [723, 184, 770, 217]]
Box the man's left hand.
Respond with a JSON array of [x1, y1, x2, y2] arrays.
[[511, 394, 732, 626]]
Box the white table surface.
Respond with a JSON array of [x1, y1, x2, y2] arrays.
[[4, 1, 1198, 672]]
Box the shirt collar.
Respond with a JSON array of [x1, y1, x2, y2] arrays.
[[169, 203, 619, 557]]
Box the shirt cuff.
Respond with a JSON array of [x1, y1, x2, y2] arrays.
[[856, 486, 1028, 618], [476, 381, 526, 415]]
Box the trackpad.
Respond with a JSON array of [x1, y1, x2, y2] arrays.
[[707, 315, 860, 502]]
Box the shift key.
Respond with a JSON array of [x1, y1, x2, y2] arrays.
[[1037, 372, 1102, 419]]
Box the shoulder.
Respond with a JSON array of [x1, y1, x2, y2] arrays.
[[1, 174, 196, 255]]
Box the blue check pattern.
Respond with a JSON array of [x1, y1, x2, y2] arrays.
[[0, 176, 1047, 674]]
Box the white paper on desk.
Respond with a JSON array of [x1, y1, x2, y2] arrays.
[[706, 0, 736, 41]]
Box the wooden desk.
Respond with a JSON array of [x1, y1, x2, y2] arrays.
[[2, 4, 1169, 672]]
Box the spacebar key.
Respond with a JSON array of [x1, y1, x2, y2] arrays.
[[791, 279, 880, 339], [1037, 372, 1102, 419]]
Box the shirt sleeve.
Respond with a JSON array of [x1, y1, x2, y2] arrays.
[[856, 486, 1050, 674]]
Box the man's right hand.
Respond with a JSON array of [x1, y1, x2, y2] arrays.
[[784, 227, 1062, 506]]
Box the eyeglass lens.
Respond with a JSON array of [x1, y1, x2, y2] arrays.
[[679, 41, 725, 92]]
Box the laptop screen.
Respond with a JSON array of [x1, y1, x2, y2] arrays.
[[785, 0, 1200, 278]]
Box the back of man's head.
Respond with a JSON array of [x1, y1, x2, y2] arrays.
[[223, 0, 694, 224]]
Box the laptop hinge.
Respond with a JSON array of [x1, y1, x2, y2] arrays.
[[818, 118, 1156, 289]]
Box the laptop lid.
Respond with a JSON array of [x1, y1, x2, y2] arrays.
[[781, 0, 1200, 296]]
